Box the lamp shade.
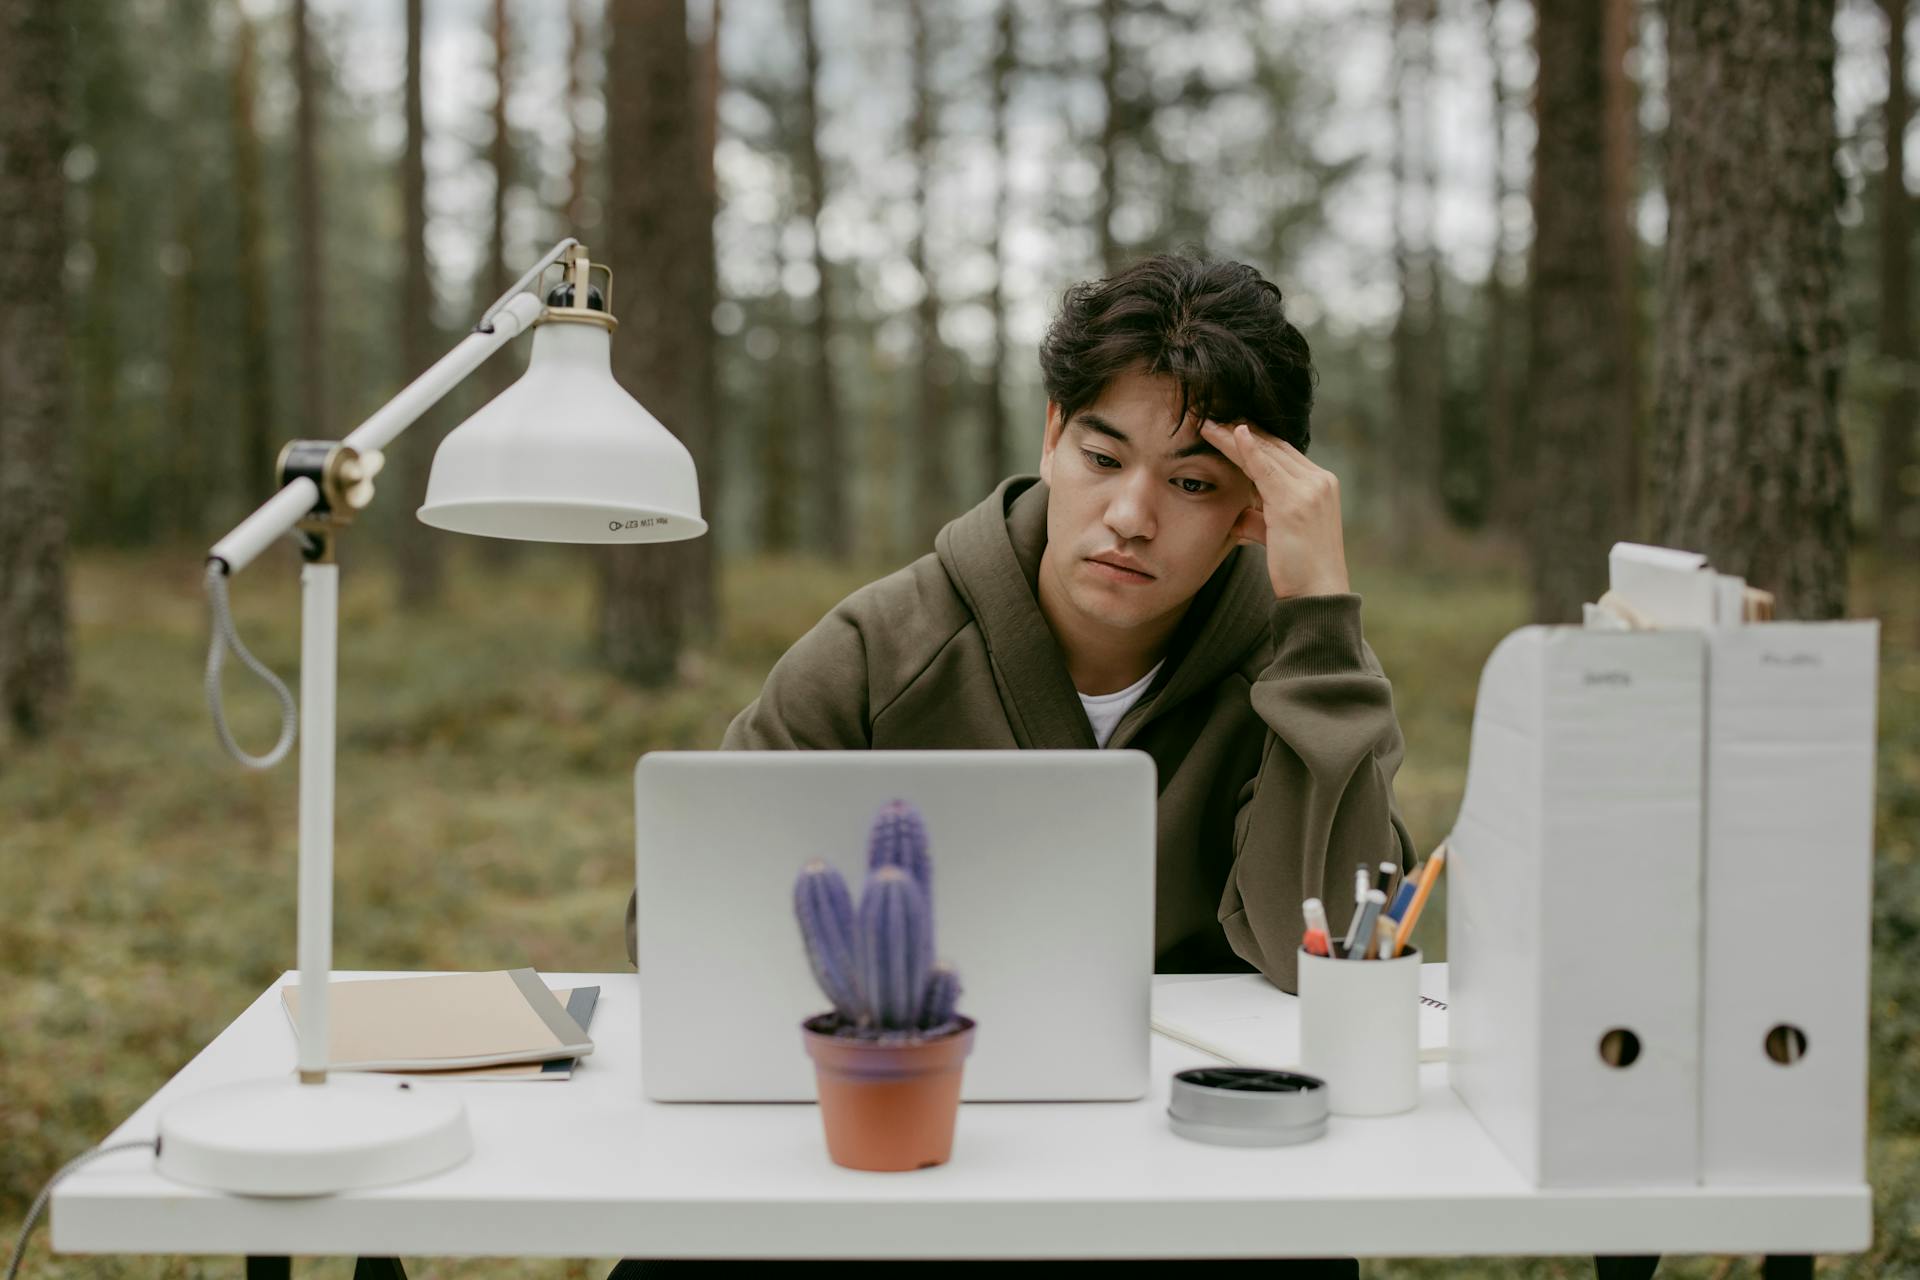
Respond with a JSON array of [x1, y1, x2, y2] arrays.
[[418, 319, 706, 543]]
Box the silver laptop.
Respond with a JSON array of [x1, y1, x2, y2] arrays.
[[634, 750, 1155, 1102]]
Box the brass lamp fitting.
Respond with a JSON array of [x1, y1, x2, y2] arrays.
[[539, 244, 618, 331], [275, 440, 385, 562]]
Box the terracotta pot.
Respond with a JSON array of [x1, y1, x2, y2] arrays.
[[800, 1014, 977, 1171]]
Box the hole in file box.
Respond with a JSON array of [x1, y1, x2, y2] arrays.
[[1764, 1024, 1809, 1065], [1598, 1028, 1641, 1068]]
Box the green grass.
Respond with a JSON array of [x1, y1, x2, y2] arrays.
[[2, 538, 1915, 1278]]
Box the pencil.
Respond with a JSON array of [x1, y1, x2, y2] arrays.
[[1389, 841, 1447, 959]]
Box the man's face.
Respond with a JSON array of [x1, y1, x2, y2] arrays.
[[1038, 366, 1256, 636]]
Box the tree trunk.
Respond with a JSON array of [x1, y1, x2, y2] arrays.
[[1881, 0, 1917, 551], [568, 0, 591, 231], [909, 0, 948, 552], [164, 0, 206, 543], [475, 0, 519, 569], [696, 0, 722, 534], [1526, 0, 1638, 622], [0, 0, 73, 739], [794, 0, 848, 557], [1099, 0, 1122, 274], [164, 178, 202, 540], [394, 0, 444, 607], [1388, 0, 1440, 555], [1653, 0, 1848, 620], [598, 0, 717, 683], [1602, 0, 1642, 531], [230, 9, 274, 518], [985, 0, 1014, 494], [1483, 0, 1520, 533], [292, 0, 328, 439]]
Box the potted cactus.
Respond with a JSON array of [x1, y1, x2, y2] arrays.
[[794, 799, 975, 1172]]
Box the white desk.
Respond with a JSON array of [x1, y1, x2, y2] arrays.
[[52, 972, 1871, 1262]]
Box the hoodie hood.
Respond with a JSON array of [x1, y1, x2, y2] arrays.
[[934, 474, 1273, 749]]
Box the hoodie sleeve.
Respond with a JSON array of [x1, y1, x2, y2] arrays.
[[1216, 592, 1418, 992], [625, 606, 873, 966]]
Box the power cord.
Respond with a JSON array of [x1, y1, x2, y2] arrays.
[[204, 559, 298, 770], [5, 1139, 160, 1280]]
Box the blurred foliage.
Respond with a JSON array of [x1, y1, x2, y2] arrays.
[[2, 543, 1915, 1276]]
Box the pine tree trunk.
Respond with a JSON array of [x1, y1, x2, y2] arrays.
[[474, 0, 519, 569], [0, 0, 73, 740], [598, 0, 717, 684], [985, 0, 1014, 494], [1602, 0, 1641, 531], [1482, 0, 1519, 533], [1880, 0, 1917, 552], [164, 187, 202, 540], [1526, 0, 1638, 622], [1099, 0, 1122, 274], [292, 0, 328, 440], [394, 0, 444, 607], [567, 0, 591, 230], [1388, 0, 1434, 556], [1653, 0, 1848, 620], [230, 11, 275, 518], [794, 0, 848, 557], [909, 0, 948, 552]]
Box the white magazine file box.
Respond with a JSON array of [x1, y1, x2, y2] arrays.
[[1446, 625, 1705, 1187], [1699, 621, 1878, 1186]]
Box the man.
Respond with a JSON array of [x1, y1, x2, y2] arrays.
[[625, 250, 1417, 991]]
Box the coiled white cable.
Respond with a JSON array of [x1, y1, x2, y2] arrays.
[[204, 559, 297, 770]]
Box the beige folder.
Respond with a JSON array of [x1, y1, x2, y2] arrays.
[[281, 969, 594, 1072]]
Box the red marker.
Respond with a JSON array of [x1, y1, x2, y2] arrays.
[[1302, 898, 1333, 958]]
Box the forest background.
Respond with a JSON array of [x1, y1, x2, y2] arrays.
[[2, 0, 1917, 1275]]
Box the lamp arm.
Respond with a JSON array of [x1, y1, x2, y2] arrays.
[[208, 289, 546, 577]]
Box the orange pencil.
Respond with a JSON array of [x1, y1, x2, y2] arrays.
[[1387, 842, 1447, 959]]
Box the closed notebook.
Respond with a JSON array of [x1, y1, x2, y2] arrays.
[[1150, 965, 1449, 1068], [392, 986, 600, 1082], [280, 969, 594, 1071]]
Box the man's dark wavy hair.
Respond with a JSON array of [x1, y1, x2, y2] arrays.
[[1038, 249, 1315, 451]]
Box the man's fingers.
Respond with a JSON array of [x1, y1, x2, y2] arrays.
[[1234, 424, 1314, 482]]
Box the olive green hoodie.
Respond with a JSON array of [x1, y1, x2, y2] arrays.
[[625, 475, 1415, 991]]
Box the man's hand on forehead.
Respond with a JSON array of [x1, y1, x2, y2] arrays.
[[1199, 419, 1350, 602]]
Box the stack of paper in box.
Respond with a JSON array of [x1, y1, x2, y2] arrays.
[[1445, 542, 1876, 1189], [281, 969, 599, 1082]]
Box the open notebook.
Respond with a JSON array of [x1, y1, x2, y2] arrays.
[[1151, 962, 1449, 1068], [281, 969, 596, 1077]]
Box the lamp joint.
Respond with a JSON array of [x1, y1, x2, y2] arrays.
[[276, 440, 385, 550]]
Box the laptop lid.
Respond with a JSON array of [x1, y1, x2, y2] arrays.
[[634, 750, 1155, 1102]]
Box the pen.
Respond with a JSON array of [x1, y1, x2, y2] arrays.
[[1345, 889, 1386, 958], [1374, 860, 1398, 897], [1384, 863, 1423, 923], [1391, 843, 1448, 958], [1355, 865, 1372, 909], [1302, 898, 1332, 957], [1371, 913, 1397, 960]]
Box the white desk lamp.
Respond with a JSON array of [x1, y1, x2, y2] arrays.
[[169, 239, 705, 1196]]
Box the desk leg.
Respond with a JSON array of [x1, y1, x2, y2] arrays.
[[245, 1259, 290, 1280], [1592, 1257, 1659, 1280], [352, 1259, 410, 1279], [1761, 1258, 1812, 1280]]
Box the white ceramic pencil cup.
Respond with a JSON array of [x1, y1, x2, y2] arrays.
[[1297, 944, 1421, 1116]]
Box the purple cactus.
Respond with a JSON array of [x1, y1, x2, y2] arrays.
[[866, 800, 932, 901], [857, 866, 933, 1030], [794, 859, 864, 1023], [794, 801, 964, 1038], [919, 962, 961, 1029]]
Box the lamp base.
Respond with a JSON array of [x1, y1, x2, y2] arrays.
[[156, 1075, 471, 1197]]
